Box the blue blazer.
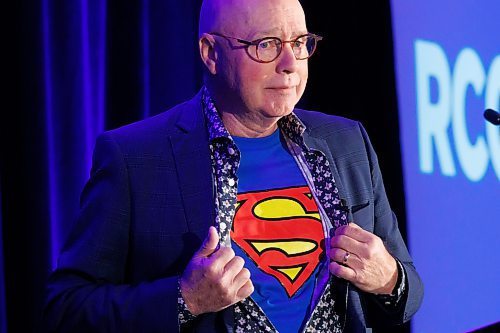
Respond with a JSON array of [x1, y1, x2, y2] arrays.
[[44, 91, 423, 333]]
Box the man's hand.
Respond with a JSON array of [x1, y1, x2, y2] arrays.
[[179, 226, 254, 315], [329, 223, 398, 294]]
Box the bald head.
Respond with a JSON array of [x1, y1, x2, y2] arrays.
[[199, 0, 307, 38], [198, 0, 228, 37]]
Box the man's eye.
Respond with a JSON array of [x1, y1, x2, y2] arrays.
[[258, 39, 277, 49], [293, 41, 303, 48], [259, 42, 269, 49], [258, 41, 271, 49]]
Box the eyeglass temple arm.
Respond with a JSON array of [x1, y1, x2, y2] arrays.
[[209, 32, 254, 46]]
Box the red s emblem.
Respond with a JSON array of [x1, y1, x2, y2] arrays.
[[231, 186, 325, 297]]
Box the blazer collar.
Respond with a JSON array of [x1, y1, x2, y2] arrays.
[[175, 89, 206, 134]]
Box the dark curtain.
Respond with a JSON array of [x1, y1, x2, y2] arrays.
[[4, 0, 203, 331], [3, 0, 408, 332], [0, 187, 6, 333]]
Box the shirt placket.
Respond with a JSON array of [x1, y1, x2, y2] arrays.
[[211, 140, 240, 247], [296, 146, 347, 333]]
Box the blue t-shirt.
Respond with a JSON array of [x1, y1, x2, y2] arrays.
[[231, 130, 325, 333]]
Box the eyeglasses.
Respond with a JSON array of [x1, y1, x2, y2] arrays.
[[210, 32, 323, 63]]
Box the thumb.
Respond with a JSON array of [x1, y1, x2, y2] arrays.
[[196, 226, 219, 257]]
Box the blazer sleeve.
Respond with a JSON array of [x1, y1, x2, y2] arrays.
[[357, 123, 424, 327], [43, 133, 181, 333]]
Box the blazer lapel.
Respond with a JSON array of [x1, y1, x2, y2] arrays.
[[303, 134, 348, 205], [170, 92, 235, 331], [170, 92, 215, 239]]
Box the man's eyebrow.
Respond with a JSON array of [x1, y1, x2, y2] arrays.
[[251, 29, 309, 39]]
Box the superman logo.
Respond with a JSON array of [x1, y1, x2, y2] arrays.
[[231, 185, 324, 297]]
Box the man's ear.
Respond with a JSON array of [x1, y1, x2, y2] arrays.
[[199, 33, 218, 75]]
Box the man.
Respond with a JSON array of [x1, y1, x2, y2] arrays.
[[44, 0, 423, 332]]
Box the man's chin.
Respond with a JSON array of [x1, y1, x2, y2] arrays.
[[264, 102, 296, 119]]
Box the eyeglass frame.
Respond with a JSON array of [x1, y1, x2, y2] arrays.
[[208, 32, 323, 63]]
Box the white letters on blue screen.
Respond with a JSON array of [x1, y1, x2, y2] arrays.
[[415, 39, 500, 181]]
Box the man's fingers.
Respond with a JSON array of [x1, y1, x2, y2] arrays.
[[329, 247, 349, 263], [224, 255, 245, 276], [233, 267, 251, 287], [335, 223, 372, 243], [329, 248, 360, 268], [236, 279, 254, 299], [329, 261, 356, 281], [196, 226, 219, 258], [330, 233, 365, 257], [209, 246, 236, 267]]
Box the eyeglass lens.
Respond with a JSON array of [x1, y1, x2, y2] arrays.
[[253, 35, 317, 62]]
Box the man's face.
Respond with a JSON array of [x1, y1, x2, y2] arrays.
[[214, 0, 309, 122]]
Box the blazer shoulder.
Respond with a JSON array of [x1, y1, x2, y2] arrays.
[[293, 108, 362, 137], [97, 92, 203, 154], [294, 108, 377, 166]]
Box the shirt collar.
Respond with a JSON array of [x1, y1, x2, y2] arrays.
[[201, 86, 308, 149], [278, 113, 308, 150], [201, 86, 232, 142]]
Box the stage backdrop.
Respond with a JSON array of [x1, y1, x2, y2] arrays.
[[390, 1, 500, 332], [3, 0, 203, 331], [0, 187, 6, 333]]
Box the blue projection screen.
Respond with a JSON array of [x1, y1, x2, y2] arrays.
[[390, 1, 500, 332]]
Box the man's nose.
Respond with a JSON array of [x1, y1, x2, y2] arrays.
[[275, 42, 300, 74]]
